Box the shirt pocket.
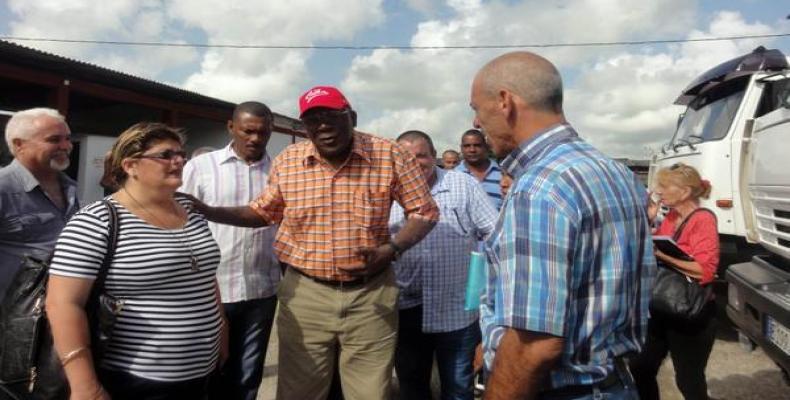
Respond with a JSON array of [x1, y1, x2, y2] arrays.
[[440, 205, 472, 238], [0, 212, 57, 241], [352, 190, 391, 228]]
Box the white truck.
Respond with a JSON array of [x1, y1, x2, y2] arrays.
[[648, 46, 789, 259]]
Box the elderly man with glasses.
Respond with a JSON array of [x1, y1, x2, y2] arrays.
[[192, 86, 439, 400]]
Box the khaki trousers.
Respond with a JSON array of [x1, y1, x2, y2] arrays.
[[275, 268, 399, 400]]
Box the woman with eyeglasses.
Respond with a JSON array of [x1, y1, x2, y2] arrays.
[[46, 122, 228, 400], [630, 163, 720, 400]]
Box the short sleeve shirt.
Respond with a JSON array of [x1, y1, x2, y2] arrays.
[[481, 124, 656, 389], [656, 209, 719, 284], [0, 159, 79, 298], [250, 131, 439, 281]]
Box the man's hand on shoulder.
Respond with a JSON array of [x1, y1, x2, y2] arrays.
[[176, 192, 208, 215]]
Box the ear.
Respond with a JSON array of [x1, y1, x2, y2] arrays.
[[350, 110, 358, 128], [120, 157, 137, 177], [11, 138, 24, 154], [226, 120, 235, 135], [680, 185, 693, 201], [500, 89, 518, 124]]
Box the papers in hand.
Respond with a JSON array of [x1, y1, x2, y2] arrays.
[[653, 235, 693, 261]]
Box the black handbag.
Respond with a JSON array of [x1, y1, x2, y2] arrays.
[[650, 208, 715, 321], [0, 200, 122, 399]]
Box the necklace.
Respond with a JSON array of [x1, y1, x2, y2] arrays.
[[122, 188, 199, 271]]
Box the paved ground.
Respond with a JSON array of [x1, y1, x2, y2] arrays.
[[256, 314, 788, 400]]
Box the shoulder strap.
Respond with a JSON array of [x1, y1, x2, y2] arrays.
[[89, 200, 119, 299], [673, 207, 716, 241]]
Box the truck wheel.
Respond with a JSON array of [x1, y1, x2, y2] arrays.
[[738, 331, 756, 352]]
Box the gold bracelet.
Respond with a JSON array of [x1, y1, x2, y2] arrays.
[[60, 346, 89, 366]]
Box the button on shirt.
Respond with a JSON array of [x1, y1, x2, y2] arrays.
[[390, 168, 497, 333], [180, 145, 280, 303], [250, 132, 439, 281], [456, 159, 503, 210], [480, 124, 655, 389], [0, 159, 79, 298]]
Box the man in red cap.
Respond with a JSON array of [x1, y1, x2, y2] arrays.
[[194, 86, 439, 399]]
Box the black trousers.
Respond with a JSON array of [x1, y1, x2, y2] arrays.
[[99, 368, 211, 400], [209, 296, 277, 400], [629, 302, 717, 400]]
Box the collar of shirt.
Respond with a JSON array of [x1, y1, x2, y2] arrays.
[[430, 167, 451, 196], [219, 143, 271, 167], [7, 158, 77, 194], [303, 131, 372, 167], [500, 123, 576, 180], [457, 158, 501, 178]]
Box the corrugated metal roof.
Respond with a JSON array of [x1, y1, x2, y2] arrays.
[[0, 39, 306, 136], [0, 39, 237, 108]]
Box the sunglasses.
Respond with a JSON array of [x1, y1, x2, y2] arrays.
[[301, 109, 350, 129], [137, 149, 187, 161]]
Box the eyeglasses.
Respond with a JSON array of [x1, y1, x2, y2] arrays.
[[137, 149, 187, 161], [301, 109, 350, 129]]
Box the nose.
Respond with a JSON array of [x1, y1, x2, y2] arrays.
[[473, 116, 481, 129]]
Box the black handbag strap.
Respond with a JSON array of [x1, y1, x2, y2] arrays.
[[88, 199, 120, 302], [672, 207, 716, 241]]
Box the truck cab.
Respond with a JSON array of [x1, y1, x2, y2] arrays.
[[726, 81, 790, 382], [649, 47, 789, 257]]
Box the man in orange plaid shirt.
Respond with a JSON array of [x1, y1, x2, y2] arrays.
[[195, 86, 439, 400]]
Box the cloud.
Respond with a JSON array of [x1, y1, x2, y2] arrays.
[[346, 1, 785, 159], [404, 0, 441, 15], [5, 0, 199, 79], [167, 0, 385, 111], [568, 10, 784, 158], [4, 0, 386, 114]]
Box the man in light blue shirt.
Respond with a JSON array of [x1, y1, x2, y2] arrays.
[[390, 130, 498, 400], [456, 129, 503, 210], [471, 53, 654, 400], [180, 101, 280, 400], [0, 108, 78, 299]]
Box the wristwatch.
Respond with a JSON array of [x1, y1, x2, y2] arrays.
[[387, 240, 404, 261]]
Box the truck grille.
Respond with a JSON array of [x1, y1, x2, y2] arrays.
[[750, 186, 790, 258]]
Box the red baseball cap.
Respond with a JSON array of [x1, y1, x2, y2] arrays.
[[298, 86, 351, 117]]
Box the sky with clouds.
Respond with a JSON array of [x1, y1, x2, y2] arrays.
[[1, 0, 788, 159]]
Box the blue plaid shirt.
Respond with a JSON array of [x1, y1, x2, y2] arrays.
[[480, 124, 655, 389], [391, 168, 498, 332], [456, 159, 503, 210]]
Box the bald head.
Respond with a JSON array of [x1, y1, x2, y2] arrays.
[[475, 52, 563, 114]]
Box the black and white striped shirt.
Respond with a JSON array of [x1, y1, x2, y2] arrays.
[[49, 198, 222, 382]]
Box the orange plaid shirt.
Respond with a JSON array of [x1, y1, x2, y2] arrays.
[[250, 131, 439, 281]]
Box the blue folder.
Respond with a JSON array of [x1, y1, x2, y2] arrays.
[[464, 251, 486, 311]]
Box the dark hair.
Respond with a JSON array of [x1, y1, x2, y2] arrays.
[[233, 101, 273, 122], [462, 129, 487, 144], [107, 122, 186, 187], [397, 130, 436, 155]]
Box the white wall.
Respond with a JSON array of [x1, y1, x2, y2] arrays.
[[75, 134, 116, 204]]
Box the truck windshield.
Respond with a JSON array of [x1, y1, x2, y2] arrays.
[[674, 88, 746, 144]]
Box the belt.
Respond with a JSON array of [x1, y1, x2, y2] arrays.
[[539, 356, 631, 399], [539, 372, 620, 398], [289, 265, 386, 288]]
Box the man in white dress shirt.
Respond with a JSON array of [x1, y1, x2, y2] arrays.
[[180, 101, 280, 400]]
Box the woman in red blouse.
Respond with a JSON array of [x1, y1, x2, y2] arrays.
[[631, 163, 719, 400]]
